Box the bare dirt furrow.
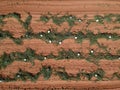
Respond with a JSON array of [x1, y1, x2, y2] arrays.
[[0, 0, 120, 14], [0, 81, 120, 90], [0, 38, 120, 56]]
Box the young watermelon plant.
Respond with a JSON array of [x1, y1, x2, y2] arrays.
[[0, 53, 13, 69], [23, 13, 32, 30], [40, 15, 50, 23], [40, 14, 80, 27], [0, 15, 5, 25], [41, 66, 52, 80]]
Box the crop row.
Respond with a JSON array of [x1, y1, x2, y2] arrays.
[[0, 29, 120, 45], [0, 67, 106, 82], [0, 48, 120, 69], [1, 66, 120, 82], [40, 13, 120, 26], [1, 12, 120, 30]]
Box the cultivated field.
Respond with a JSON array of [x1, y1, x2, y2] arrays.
[[0, 0, 120, 90]]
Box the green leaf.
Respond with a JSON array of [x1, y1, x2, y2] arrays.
[[104, 14, 113, 22], [65, 15, 77, 26], [52, 16, 65, 25], [0, 30, 12, 39], [42, 67, 52, 80], [7, 12, 21, 20], [115, 14, 120, 23], [94, 69, 105, 80], [40, 15, 49, 23], [94, 15, 104, 24], [24, 48, 35, 60], [57, 72, 69, 80], [24, 13, 32, 30], [13, 38, 23, 45], [0, 53, 13, 69]]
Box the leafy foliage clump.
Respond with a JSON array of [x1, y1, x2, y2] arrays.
[[23, 13, 32, 30], [0, 53, 13, 69], [0, 66, 52, 82], [40, 14, 80, 26], [0, 47, 119, 69]]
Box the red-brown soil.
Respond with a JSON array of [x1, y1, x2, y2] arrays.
[[0, 0, 120, 90]]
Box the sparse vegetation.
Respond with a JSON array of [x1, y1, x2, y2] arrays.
[[0, 29, 120, 45], [41, 66, 52, 80], [0, 13, 120, 82], [94, 15, 104, 24], [0, 67, 106, 82], [40, 14, 79, 26], [0, 48, 119, 69], [23, 13, 32, 30], [0, 15, 5, 25], [0, 53, 13, 69], [0, 66, 52, 82], [40, 15, 50, 23], [0, 12, 32, 31], [115, 14, 120, 23], [39, 13, 120, 26], [7, 12, 21, 19]]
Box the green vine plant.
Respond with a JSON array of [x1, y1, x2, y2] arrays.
[[57, 68, 105, 81], [40, 14, 80, 27], [23, 12, 32, 30], [115, 14, 120, 23], [87, 14, 120, 25], [40, 13, 120, 26], [0, 15, 5, 25], [0, 13, 120, 46], [0, 48, 120, 69], [0, 66, 52, 82], [0, 12, 32, 31], [0, 29, 120, 45], [1, 12, 120, 29], [0, 68, 114, 82], [0, 30, 23, 45]]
